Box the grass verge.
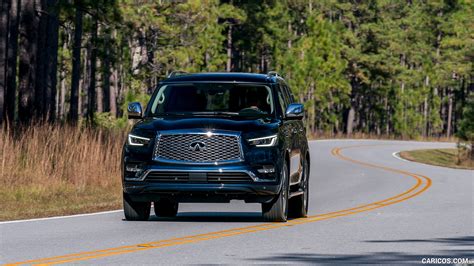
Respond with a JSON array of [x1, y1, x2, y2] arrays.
[[0, 124, 124, 221], [0, 185, 122, 221], [399, 148, 473, 170]]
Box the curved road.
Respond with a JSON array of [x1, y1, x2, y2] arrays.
[[1, 140, 473, 264]]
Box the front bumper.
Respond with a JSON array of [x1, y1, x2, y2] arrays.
[[124, 182, 279, 203], [123, 164, 280, 203]]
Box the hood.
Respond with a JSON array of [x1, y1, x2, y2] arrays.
[[131, 117, 281, 138]]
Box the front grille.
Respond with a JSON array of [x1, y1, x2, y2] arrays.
[[146, 172, 188, 183], [145, 171, 253, 183], [153, 133, 242, 164], [207, 172, 253, 183]]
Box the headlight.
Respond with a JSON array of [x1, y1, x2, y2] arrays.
[[247, 134, 278, 147], [128, 134, 151, 146]]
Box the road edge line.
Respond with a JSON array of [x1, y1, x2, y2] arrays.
[[392, 151, 411, 162], [0, 210, 122, 225]]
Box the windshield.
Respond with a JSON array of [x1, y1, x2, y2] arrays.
[[148, 83, 274, 117]]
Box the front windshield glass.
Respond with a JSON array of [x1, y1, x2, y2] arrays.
[[149, 83, 274, 117]]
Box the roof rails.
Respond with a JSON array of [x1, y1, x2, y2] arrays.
[[267, 71, 280, 77], [167, 70, 188, 78]]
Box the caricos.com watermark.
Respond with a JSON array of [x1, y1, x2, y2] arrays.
[[421, 257, 473, 264]]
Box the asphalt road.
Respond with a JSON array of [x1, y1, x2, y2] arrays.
[[1, 140, 473, 264]]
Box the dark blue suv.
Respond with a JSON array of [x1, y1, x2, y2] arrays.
[[122, 72, 310, 222]]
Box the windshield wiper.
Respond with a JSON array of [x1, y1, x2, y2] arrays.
[[204, 112, 239, 116], [183, 112, 241, 117], [152, 112, 239, 117], [153, 111, 270, 118], [152, 112, 187, 117]]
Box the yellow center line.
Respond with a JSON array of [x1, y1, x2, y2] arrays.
[[4, 144, 432, 265]]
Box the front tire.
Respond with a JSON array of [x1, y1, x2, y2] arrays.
[[154, 199, 179, 217], [123, 193, 150, 221], [262, 161, 289, 222], [289, 159, 309, 218]]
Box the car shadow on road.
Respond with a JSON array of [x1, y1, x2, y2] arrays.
[[246, 236, 473, 263], [147, 212, 265, 223]]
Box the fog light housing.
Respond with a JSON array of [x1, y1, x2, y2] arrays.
[[257, 165, 275, 174], [126, 164, 142, 173]]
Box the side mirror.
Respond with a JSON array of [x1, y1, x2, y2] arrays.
[[285, 103, 304, 120], [128, 102, 143, 119]]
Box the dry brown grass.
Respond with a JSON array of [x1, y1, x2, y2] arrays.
[[400, 148, 474, 170], [0, 124, 126, 221]]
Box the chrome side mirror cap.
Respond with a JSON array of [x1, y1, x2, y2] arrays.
[[285, 103, 304, 120], [127, 102, 143, 119]]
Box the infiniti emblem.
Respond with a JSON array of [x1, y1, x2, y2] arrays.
[[189, 141, 206, 151]]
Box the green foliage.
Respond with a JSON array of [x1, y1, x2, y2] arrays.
[[49, 0, 472, 138], [457, 94, 474, 143], [277, 13, 350, 132], [93, 112, 128, 129]]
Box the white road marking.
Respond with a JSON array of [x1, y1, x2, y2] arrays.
[[392, 151, 411, 162], [0, 210, 122, 225]]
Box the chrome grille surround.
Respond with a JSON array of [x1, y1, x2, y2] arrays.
[[153, 130, 244, 164]]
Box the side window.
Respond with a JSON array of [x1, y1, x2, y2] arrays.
[[283, 84, 295, 103], [277, 84, 288, 114]]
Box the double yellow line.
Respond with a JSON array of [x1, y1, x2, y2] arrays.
[[5, 145, 432, 265]]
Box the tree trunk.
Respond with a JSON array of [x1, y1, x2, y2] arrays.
[[35, 0, 47, 120], [5, 0, 20, 123], [226, 24, 232, 72], [96, 60, 102, 113], [59, 75, 66, 118], [45, 0, 59, 122], [309, 82, 315, 134], [102, 29, 111, 113], [401, 81, 406, 133], [423, 75, 430, 137], [287, 22, 292, 49], [59, 35, 67, 119], [260, 49, 265, 73], [384, 95, 390, 135], [346, 107, 355, 135], [109, 67, 118, 117], [0, 0, 8, 124], [59, 65, 66, 118], [109, 29, 117, 117], [447, 89, 453, 138], [18, 0, 38, 124], [423, 97, 428, 138], [69, 0, 82, 123], [79, 44, 87, 117], [87, 16, 98, 121]]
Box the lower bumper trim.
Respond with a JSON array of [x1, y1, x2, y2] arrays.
[[123, 182, 280, 203]]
